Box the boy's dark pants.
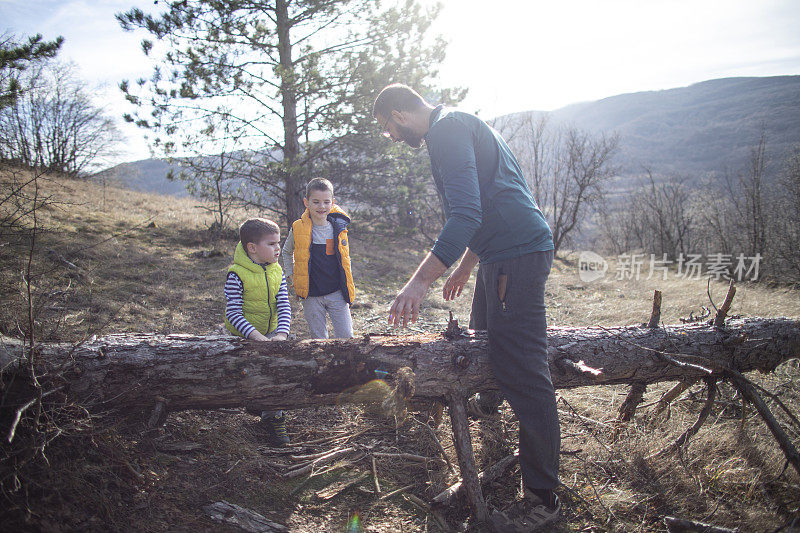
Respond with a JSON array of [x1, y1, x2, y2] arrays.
[[469, 249, 560, 490]]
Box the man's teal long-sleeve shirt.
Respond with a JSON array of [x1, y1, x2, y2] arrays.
[[425, 105, 554, 267]]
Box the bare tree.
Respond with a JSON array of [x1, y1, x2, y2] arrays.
[[547, 128, 619, 253], [641, 171, 696, 259], [0, 61, 121, 177], [597, 201, 637, 255], [772, 146, 800, 279], [704, 131, 769, 259], [742, 131, 768, 258], [167, 111, 251, 230], [497, 113, 619, 255], [600, 132, 799, 283], [505, 113, 554, 212]]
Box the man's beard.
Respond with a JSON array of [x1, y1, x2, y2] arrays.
[[397, 123, 424, 149]]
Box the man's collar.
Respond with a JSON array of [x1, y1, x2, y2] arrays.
[[425, 104, 445, 140], [429, 104, 444, 128]]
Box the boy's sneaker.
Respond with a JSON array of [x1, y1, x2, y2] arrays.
[[490, 488, 561, 532], [466, 392, 501, 419], [260, 410, 290, 446]]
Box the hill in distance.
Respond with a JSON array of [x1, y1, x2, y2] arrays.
[[93, 158, 188, 197], [98, 75, 800, 195], [542, 75, 800, 175]]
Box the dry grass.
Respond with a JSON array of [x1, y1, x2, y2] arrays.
[[0, 171, 235, 341], [1, 169, 799, 532]]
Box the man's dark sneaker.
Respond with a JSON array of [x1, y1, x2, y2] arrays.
[[466, 392, 502, 419], [261, 410, 290, 446], [490, 488, 560, 532]]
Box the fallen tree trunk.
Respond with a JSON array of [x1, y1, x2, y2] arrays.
[[1, 317, 798, 412]]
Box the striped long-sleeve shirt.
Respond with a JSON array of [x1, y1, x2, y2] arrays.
[[224, 271, 291, 338]]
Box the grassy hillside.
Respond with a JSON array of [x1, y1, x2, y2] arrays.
[[2, 169, 799, 532]]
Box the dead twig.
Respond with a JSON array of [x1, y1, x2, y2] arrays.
[[707, 278, 719, 314], [432, 452, 518, 506], [664, 515, 738, 533], [447, 392, 488, 522], [371, 454, 381, 494], [402, 493, 451, 531], [597, 325, 715, 376], [223, 459, 242, 475], [584, 461, 614, 524], [611, 382, 647, 440], [375, 483, 417, 502], [724, 368, 800, 477], [409, 414, 455, 474], [6, 386, 65, 444], [289, 446, 345, 462], [203, 501, 288, 533], [649, 378, 718, 458], [6, 397, 37, 444], [314, 472, 368, 501], [558, 398, 613, 453], [680, 307, 712, 324], [647, 289, 662, 328], [372, 451, 443, 463], [559, 482, 595, 520], [557, 407, 609, 429], [283, 447, 356, 479], [713, 280, 736, 329], [305, 453, 365, 479], [647, 379, 699, 415], [750, 381, 800, 432]]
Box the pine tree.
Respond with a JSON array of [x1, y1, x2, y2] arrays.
[[0, 33, 63, 110], [118, 0, 460, 225]]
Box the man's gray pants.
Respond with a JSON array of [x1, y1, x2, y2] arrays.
[[302, 290, 354, 339], [470, 250, 560, 490]]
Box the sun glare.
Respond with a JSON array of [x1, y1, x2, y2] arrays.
[[424, 0, 800, 116]]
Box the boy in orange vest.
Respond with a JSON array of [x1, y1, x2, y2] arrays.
[[282, 178, 355, 338]]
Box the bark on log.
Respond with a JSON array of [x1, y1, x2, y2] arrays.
[[0, 318, 798, 412]]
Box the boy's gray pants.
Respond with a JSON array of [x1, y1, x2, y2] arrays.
[[470, 250, 560, 490], [302, 290, 354, 339]]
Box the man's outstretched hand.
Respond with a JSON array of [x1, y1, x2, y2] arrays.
[[387, 252, 448, 328], [388, 279, 428, 327]]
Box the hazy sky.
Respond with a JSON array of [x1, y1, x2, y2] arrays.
[[3, 0, 800, 164]]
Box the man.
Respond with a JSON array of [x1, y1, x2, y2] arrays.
[[373, 84, 560, 531]]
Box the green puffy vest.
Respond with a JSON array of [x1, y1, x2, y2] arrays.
[[224, 242, 282, 337]]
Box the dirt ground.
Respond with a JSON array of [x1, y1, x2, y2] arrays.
[[2, 172, 800, 532]]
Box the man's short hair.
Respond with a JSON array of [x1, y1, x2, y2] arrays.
[[373, 83, 428, 118], [239, 218, 279, 246], [305, 178, 334, 198]]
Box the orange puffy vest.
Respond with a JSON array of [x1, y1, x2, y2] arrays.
[[291, 205, 355, 303]]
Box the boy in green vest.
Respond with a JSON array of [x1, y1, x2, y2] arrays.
[[224, 218, 292, 445]]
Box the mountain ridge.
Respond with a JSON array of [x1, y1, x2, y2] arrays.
[[97, 75, 800, 195], [542, 75, 800, 174]]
